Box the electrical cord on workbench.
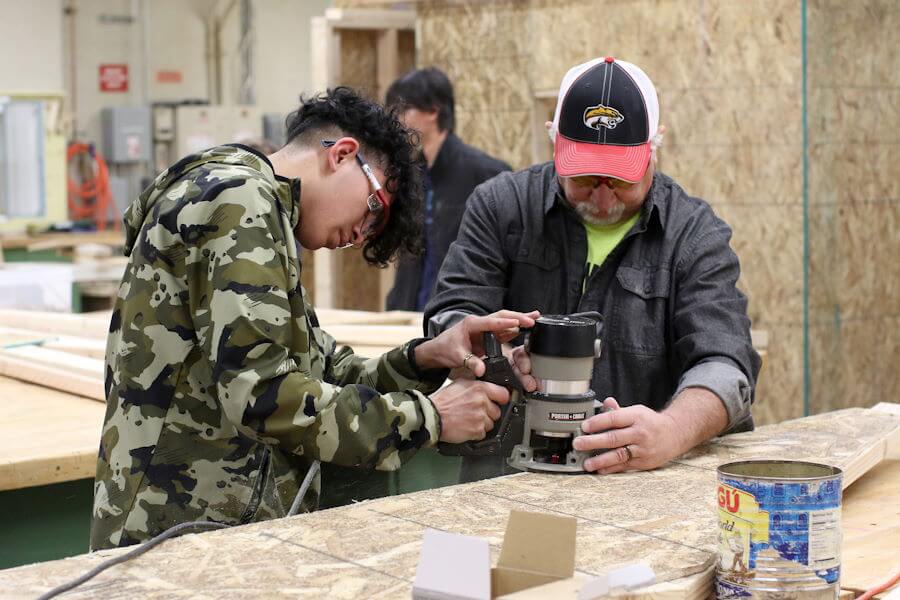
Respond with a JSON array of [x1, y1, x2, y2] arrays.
[[36, 521, 228, 600], [37, 459, 321, 599]]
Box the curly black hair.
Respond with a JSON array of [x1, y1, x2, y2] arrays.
[[284, 87, 424, 267]]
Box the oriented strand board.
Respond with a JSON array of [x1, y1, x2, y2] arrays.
[[805, 0, 900, 422], [711, 204, 805, 326], [658, 142, 804, 207], [808, 199, 900, 321], [398, 29, 415, 75], [338, 28, 379, 98], [335, 249, 386, 311], [751, 324, 805, 426], [2, 405, 896, 598], [808, 0, 900, 88]]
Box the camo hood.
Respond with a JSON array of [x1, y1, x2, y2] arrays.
[[122, 144, 298, 256]]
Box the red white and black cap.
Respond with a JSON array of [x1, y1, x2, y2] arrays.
[[550, 57, 659, 182]]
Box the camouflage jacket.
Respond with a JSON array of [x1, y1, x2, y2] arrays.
[[91, 144, 444, 550]]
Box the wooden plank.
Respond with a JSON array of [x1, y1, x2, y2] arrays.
[[0, 327, 105, 359], [0, 353, 104, 402], [376, 27, 399, 101], [0, 310, 108, 340], [0, 376, 105, 491], [2, 346, 104, 379], [42, 337, 107, 360], [620, 565, 713, 600], [314, 308, 422, 327], [325, 8, 415, 31], [326, 324, 420, 347], [0, 331, 52, 349], [339, 343, 397, 358], [841, 459, 900, 596], [0, 230, 124, 251], [1, 406, 895, 598], [840, 414, 900, 489]]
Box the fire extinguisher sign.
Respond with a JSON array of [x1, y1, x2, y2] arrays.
[[99, 64, 129, 92]]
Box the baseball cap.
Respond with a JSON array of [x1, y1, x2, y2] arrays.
[[549, 57, 659, 182]]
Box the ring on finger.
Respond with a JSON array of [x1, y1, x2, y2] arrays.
[[462, 352, 475, 370], [623, 445, 634, 463]]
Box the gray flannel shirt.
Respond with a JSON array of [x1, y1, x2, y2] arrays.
[[425, 163, 761, 433]]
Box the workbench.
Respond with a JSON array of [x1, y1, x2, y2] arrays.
[[0, 377, 104, 492], [1, 404, 895, 599], [0, 376, 105, 568]]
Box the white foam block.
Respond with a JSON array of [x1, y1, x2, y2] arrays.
[[413, 528, 491, 600], [579, 563, 656, 600]]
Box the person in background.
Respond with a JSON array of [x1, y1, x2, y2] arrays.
[[385, 67, 511, 311]]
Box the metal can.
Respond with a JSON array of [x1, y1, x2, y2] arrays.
[[716, 460, 842, 599]]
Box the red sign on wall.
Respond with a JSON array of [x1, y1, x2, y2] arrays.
[[99, 64, 129, 92], [156, 70, 183, 84]]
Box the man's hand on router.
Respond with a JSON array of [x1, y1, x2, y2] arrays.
[[574, 398, 686, 473]]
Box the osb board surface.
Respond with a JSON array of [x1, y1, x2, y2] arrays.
[[335, 249, 384, 311], [807, 317, 900, 415], [0, 376, 104, 491], [659, 143, 803, 207], [805, 0, 900, 419], [711, 204, 804, 327], [749, 324, 804, 426], [339, 29, 379, 99], [808, 0, 900, 88], [3, 406, 897, 599]]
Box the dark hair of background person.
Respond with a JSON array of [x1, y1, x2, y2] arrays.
[[385, 67, 455, 133], [284, 87, 424, 267]]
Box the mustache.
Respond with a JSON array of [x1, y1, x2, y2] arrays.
[[573, 200, 626, 226]]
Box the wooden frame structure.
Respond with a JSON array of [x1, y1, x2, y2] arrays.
[[309, 8, 416, 310]]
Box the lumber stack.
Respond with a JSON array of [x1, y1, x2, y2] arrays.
[[0, 309, 423, 402], [0, 310, 109, 402]]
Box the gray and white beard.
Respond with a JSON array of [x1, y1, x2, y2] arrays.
[[573, 200, 627, 226]]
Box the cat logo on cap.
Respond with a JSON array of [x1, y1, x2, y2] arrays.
[[583, 104, 624, 130]]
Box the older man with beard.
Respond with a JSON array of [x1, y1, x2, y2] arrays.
[[425, 57, 761, 482]]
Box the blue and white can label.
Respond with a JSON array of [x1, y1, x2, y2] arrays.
[[716, 461, 842, 598]]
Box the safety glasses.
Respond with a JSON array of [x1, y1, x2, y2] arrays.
[[322, 140, 391, 238], [565, 174, 638, 190]]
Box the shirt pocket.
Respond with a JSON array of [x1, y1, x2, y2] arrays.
[[506, 234, 561, 312], [612, 265, 670, 356]]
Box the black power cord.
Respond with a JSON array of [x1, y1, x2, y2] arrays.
[[37, 459, 321, 599], [36, 521, 228, 600]]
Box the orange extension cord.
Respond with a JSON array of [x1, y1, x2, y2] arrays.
[[857, 570, 900, 600], [66, 142, 117, 231]]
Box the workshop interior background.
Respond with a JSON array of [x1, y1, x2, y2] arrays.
[[1, 0, 897, 426]]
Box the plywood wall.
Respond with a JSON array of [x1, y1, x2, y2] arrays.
[[806, 0, 900, 415], [410, 0, 897, 424], [411, 0, 800, 424], [333, 0, 897, 423]]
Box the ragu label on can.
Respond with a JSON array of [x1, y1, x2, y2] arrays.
[[716, 474, 841, 597]]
